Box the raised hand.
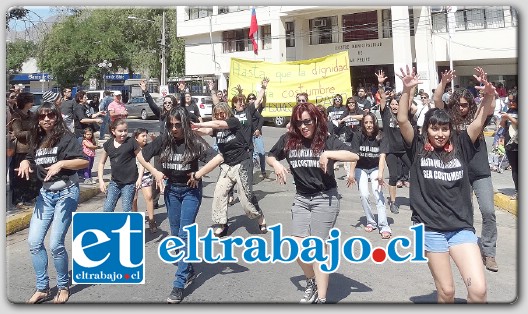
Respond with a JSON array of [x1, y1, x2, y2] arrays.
[[140, 79, 147, 92], [235, 84, 243, 95], [375, 70, 387, 85], [396, 65, 421, 89], [473, 67, 488, 86], [207, 80, 215, 91], [261, 77, 270, 88], [441, 69, 456, 85]]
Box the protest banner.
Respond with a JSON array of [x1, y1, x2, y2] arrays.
[[228, 51, 352, 120]]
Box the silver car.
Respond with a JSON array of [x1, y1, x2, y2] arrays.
[[125, 96, 162, 120]]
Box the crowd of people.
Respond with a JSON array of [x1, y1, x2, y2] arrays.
[[5, 65, 518, 304]]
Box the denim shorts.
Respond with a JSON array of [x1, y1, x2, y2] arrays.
[[424, 229, 478, 253]]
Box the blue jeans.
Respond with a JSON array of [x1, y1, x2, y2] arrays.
[[103, 181, 136, 212], [472, 176, 497, 257], [252, 135, 266, 174], [28, 184, 80, 290], [164, 182, 202, 289], [99, 113, 110, 140]]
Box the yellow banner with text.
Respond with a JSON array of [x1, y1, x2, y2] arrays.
[[228, 51, 352, 119]]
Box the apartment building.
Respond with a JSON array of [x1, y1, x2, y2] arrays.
[[176, 6, 517, 94]]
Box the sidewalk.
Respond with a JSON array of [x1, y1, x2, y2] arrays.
[[5, 134, 518, 235]]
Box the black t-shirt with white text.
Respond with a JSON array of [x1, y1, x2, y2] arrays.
[[335, 108, 364, 143], [327, 106, 347, 122], [26, 133, 87, 183], [351, 132, 388, 170], [213, 117, 250, 166], [381, 105, 405, 153], [141, 135, 218, 185], [406, 130, 477, 232], [103, 136, 140, 184], [268, 133, 353, 195], [233, 104, 263, 149]]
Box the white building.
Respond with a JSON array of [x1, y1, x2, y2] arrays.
[[176, 6, 517, 94]]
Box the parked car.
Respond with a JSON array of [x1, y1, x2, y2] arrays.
[[125, 96, 162, 120], [191, 95, 213, 120]]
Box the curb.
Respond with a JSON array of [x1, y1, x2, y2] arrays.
[[494, 192, 517, 216], [5, 186, 100, 236]]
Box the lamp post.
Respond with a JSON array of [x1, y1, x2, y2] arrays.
[[98, 59, 112, 90], [128, 13, 167, 86]]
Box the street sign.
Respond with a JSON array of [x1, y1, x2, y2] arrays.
[[89, 78, 97, 90]]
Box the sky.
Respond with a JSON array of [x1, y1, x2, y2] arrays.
[[7, 6, 56, 31]]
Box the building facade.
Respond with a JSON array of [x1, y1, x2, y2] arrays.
[[176, 6, 517, 94]]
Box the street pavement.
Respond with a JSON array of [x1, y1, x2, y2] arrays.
[[4, 123, 519, 304]]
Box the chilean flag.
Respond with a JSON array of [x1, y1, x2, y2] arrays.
[[249, 7, 258, 55]]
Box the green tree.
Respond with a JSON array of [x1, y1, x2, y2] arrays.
[[6, 40, 37, 73], [37, 7, 184, 88]]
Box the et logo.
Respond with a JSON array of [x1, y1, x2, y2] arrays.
[[72, 213, 145, 284]]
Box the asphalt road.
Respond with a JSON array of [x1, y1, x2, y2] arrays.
[[4, 123, 518, 304]]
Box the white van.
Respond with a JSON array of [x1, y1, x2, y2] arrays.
[[86, 90, 121, 107]]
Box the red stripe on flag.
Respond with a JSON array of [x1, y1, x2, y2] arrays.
[[249, 8, 258, 55]]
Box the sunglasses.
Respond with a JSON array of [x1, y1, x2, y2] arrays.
[[421, 97, 427, 100], [214, 111, 226, 117], [163, 101, 173, 105], [170, 122, 182, 129], [334, 98, 342, 102], [293, 119, 314, 128], [248, 97, 256, 101], [297, 99, 307, 103], [38, 112, 57, 120]]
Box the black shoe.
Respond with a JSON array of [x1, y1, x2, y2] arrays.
[[389, 202, 399, 214], [153, 202, 160, 209], [167, 287, 183, 304]]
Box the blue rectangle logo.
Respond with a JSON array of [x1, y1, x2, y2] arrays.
[[72, 212, 145, 284]]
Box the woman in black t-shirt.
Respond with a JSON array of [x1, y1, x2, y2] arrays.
[[17, 103, 88, 304], [433, 70, 499, 272], [136, 106, 223, 304], [347, 112, 391, 239], [396, 65, 495, 303], [267, 102, 359, 304], [191, 102, 268, 237]]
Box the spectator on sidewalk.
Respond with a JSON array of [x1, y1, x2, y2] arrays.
[[98, 90, 113, 140], [81, 127, 98, 184], [108, 91, 127, 123], [500, 91, 518, 200]]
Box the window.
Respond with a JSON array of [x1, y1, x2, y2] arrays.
[[432, 7, 506, 32], [222, 28, 251, 53], [432, 12, 447, 33], [382, 9, 392, 38], [485, 7, 505, 29], [218, 6, 250, 14], [261, 25, 272, 50], [286, 21, 295, 47], [408, 8, 416, 36], [187, 7, 213, 20], [309, 16, 338, 45], [511, 7, 518, 26], [466, 9, 485, 30], [342, 11, 378, 42]]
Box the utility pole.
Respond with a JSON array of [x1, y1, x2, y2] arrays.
[[161, 11, 167, 86]]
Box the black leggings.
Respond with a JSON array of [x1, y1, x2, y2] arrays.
[[386, 152, 412, 186], [505, 149, 518, 191]]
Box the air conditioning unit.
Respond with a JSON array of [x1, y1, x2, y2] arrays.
[[430, 6, 445, 13], [313, 19, 327, 27]]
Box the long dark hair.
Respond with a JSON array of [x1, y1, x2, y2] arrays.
[[286, 102, 327, 154], [446, 88, 478, 135], [361, 112, 382, 142], [160, 106, 210, 165], [30, 102, 71, 148], [420, 108, 458, 162]]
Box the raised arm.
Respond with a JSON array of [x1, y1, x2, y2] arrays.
[[468, 67, 496, 143], [208, 80, 221, 105], [140, 79, 161, 118], [433, 70, 456, 110], [254, 77, 269, 110], [375, 70, 388, 111], [395, 65, 421, 146]]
